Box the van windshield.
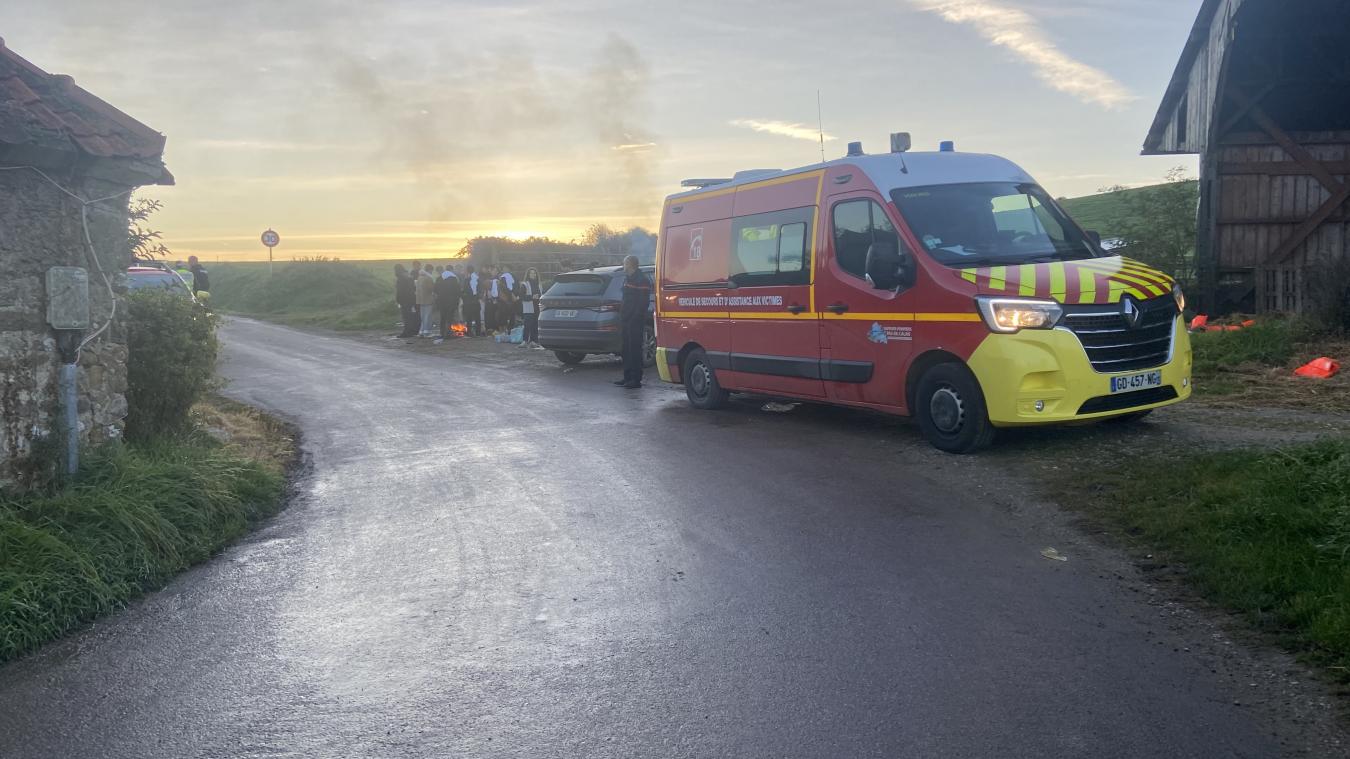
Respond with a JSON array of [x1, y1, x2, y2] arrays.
[[890, 183, 1100, 268], [545, 274, 609, 297]]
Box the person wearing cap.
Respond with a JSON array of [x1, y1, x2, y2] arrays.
[[614, 255, 651, 389]]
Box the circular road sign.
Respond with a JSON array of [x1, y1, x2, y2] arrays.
[[261, 229, 280, 247]]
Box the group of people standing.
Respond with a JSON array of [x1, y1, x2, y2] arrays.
[[394, 262, 543, 346]]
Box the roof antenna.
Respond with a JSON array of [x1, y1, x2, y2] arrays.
[[816, 90, 825, 163]]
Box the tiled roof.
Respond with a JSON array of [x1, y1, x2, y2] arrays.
[[0, 36, 170, 181]]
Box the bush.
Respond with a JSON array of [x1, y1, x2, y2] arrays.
[[0, 433, 284, 662], [125, 291, 218, 441]]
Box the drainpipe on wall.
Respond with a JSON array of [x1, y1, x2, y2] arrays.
[[45, 267, 91, 476]]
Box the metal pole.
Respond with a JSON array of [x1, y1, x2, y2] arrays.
[[59, 362, 78, 475], [268, 244, 273, 276], [54, 330, 81, 475]]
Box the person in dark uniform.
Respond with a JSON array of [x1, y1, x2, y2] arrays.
[[187, 255, 210, 294], [614, 255, 651, 389], [435, 267, 461, 341], [394, 264, 417, 338]]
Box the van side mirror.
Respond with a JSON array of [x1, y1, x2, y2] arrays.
[[1085, 230, 1102, 248], [865, 241, 913, 290]]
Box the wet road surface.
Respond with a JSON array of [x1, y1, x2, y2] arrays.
[[0, 318, 1313, 757]]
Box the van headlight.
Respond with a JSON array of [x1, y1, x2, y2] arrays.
[[1172, 285, 1185, 313], [976, 297, 1063, 333]]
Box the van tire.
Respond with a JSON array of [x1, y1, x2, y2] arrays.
[[683, 349, 728, 410], [915, 362, 994, 454], [555, 351, 586, 365]]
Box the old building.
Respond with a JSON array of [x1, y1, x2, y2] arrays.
[[0, 39, 171, 488], [1143, 0, 1350, 314]]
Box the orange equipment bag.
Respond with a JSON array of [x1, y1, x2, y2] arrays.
[[1293, 357, 1340, 379], [1189, 314, 1208, 330]]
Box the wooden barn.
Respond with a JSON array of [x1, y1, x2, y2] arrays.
[[1143, 0, 1350, 315]]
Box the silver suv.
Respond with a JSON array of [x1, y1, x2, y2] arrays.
[[538, 265, 656, 367]]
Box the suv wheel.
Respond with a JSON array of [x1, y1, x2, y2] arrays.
[[683, 349, 728, 410], [555, 351, 586, 365], [914, 363, 994, 453], [642, 325, 657, 368]]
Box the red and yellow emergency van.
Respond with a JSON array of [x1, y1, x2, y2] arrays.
[[653, 137, 1191, 452]]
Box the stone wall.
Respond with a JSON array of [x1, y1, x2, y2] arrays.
[[0, 167, 133, 489]]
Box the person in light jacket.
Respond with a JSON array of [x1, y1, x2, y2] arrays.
[[415, 264, 437, 337]]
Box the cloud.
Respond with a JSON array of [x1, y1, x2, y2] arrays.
[[911, 0, 1135, 110], [730, 119, 835, 142], [189, 139, 354, 152]]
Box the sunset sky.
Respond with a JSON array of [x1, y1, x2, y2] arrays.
[[7, 0, 1202, 261]]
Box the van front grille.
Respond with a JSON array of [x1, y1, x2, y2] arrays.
[[1060, 296, 1177, 373]]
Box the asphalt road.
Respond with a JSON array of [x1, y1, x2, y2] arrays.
[[0, 318, 1318, 757]]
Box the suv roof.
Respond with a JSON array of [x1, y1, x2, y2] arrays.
[[559, 264, 654, 276]]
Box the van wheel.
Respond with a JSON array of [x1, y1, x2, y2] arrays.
[[642, 325, 657, 368], [555, 351, 586, 365], [683, 349, 728, 410], [915, 363, 994, 454]]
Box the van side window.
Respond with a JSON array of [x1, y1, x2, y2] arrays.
[[730, 206, 813, 287], [833, 199, 899, 280]]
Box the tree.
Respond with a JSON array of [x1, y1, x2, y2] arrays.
[[127, 197, 170, 261], [1098, 167, 1199, 290]]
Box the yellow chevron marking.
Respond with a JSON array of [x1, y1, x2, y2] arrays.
[[1018, 264, 1036, 296], [989, 265, 1008, 290], [961, 269, 979, 284], [1078, 266, 1097, 303], [1049, 263, 1067, 301]]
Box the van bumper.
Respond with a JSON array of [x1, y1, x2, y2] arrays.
[[537, 328, 622, 354], [655, 347, 678, 383], [966, 315, 1192, 427]]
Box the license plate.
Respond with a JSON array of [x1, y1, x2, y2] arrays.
[[1110, 370, 1163, 394], [552, 310, 577, 318]]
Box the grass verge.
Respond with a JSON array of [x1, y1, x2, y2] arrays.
[[1057, 438, 1350, 682], [0, 397, 293, 663], [1191, 320, 1350, 412], [208, 260, 399, 331]]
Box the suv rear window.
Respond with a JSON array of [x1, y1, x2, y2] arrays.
[[546, 274, 609, 297], [127, 271, 188, 293]]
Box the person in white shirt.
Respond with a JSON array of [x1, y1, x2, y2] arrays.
[[517, 268, 543, 348]]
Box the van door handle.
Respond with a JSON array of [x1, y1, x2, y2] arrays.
[[787, 304, 806, 315], [826, 302, 850, 314]]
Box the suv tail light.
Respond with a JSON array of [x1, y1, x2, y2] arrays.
[[594, 301, 622, 312]]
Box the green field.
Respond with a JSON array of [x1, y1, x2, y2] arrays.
[[208, 260, 406, 331], [1059, 181, 1199, 238]]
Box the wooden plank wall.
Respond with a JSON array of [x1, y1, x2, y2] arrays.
[[1215, 135, 1350, 270], [1155, 0, 1245, 154]]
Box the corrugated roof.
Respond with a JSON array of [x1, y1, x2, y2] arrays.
[[0, 36, 171, 183]]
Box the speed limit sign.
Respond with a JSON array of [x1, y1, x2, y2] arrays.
[[261, 229, 280, 247]]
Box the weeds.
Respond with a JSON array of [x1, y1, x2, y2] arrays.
[[0, 405, 289, 663], [1063, 439, 1350, 680]]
